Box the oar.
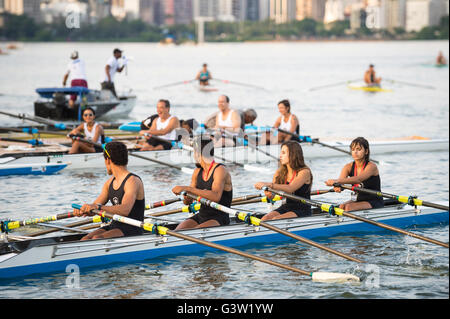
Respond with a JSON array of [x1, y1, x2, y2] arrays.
[[153, 79, 196, 90], [28, 216, 106, 237], [183, 192, 364, 264], [335, 183, 449, 211], [213, 78, 267, 91], [384, 78, 435, 90], [308, 79, 360, 92], [0, 110, 68, 130], [72, 203, 359, 282], [69, 135, 195, 175], [264, 187, 449, 249], [1, 211, 78, 233], [0, 137, 44, 146], [146, 198, 181, 210], [276, 128, 380, 164]]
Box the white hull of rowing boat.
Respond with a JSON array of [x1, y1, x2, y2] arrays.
[[2, 139, 448, 171], [0, 204, 447, 278]]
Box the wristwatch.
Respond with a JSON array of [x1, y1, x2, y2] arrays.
[[96, 203, 102, 211]]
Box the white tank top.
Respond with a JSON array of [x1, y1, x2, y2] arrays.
[[217, 109, 236, 128], [84, 122, 102, 144], [156, 115, 176, 141], [279, 114, 293, 132]]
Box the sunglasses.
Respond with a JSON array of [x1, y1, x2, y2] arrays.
[[103, 145, 111, 159], [83, 113, 94, 117]]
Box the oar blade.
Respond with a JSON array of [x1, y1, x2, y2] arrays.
[[311, 272, 360, 283]]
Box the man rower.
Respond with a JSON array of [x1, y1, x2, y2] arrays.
[[213, 95, 242, 147], [203, 108, 257, 130], [62, 51, 88, 109], [172, 136, 233, 229], [101, 48, 127, 97], [73, 141, 145, 240], [196, 63, 212, 86], [364, 64, 382, 86], [138, 99, 180, 151], [436, 51, 447, 66]]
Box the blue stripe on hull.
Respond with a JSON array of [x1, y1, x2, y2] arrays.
[[0, 165, 66, 176], [0, 211, 448, 279]]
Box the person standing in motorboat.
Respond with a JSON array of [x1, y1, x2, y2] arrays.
[[101, 48, 127, 98], [63, 51, 88, 109]]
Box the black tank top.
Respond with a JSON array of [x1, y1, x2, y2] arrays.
[[196, 163, 233, 215], [350, 161, 381, 202], [108, 173, 145, 222], [285, 170, 312, 213]]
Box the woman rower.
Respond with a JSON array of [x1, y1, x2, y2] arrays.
[[267, 99, 300, 144], [67, 107, 104, 154], [172, 135, 233, 229], [254, 140, 313, 221], [325, 137, 383, 211]]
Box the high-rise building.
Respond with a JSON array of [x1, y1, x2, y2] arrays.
[[193, 0, 219, 19], [173, 0, 192, 25], [383, 0, 406, 30], [324, 0, 344, 23], [247, 0, 260, 20], [270, 0, 296, 24], [259, 0, 270, 20], [295, 0, 326, 21], [3, 0, 42, 21], [406, 0, 446, 31]]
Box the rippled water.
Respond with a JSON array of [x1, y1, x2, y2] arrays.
[[0, 41, 448, 299]]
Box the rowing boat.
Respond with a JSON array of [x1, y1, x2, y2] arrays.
[[0, 162, 69, 176], [348, 85, 393, 93], [0, 202, 447, 279], [197, 85, 219, 92], [0, 138, 447, 170]]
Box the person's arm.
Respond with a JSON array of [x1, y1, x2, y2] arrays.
[[290, 115, 299, 133], [74, 178, 112, 216], [172, 168, 200, 205], [98, 176, 143, 216], [92, 124, 104, 144], [334, 162, 378, 185], [105, 65, 111, 82], [63, 72, 69, 86], [195, 71, 200, 80], [273, 116, 281, 128], [68, 124, 84, 137]]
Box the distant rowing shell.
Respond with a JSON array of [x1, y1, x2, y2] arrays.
[[197, 85, 219, 92], [348, 85, 393, 93]]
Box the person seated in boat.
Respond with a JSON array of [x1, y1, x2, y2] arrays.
[[436, 51, 447, 66], [172, 135, 233, 229], [364, 64, 382, 86], [254, 141, 313, 221], [67, 107, 104, 154], [203, 108, 257, 130], [74, 141, 145, 240], [213, 95, 242, 147], [101, 48, 126, 98], [180, 118, 199, 137], [62, 51, 88, 109], [264, 99, 299, 145], [138, 99, 180, 151], [196, 63, 212, 86], [325, 137, 384, 212]]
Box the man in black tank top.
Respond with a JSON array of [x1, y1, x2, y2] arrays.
[[172, 136, 233, 230], [74, 141, 145, 240]]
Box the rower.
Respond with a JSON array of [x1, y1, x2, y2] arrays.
[[254, 140, 313, 221], [268, 99, 300, 144], [172, 136, 233, 229], [62, 51, 88, 109], [196, 63, 212, 86], [364, 64, 382, 86], [73, 141, 145, 240], [180, 118, 198, 137], [138, 99, 180, 151], [203, 108, 257, 130], [325, 137, 384, 211], [67, 107, 104, 154], [436, 51, 447, 66], [213, 95, 242, 147]]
